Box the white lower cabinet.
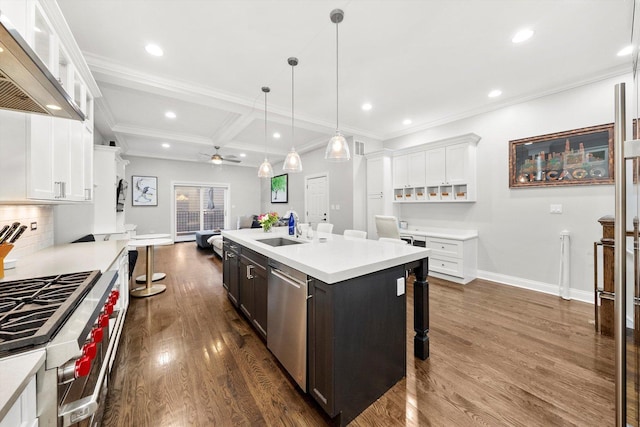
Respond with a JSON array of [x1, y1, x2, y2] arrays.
[[0, 375, 37, 427], [400, 230, 478, 284], [425, 236, 477, 284]]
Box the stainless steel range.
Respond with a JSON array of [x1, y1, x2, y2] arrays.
[[0, 268, 127, 426]]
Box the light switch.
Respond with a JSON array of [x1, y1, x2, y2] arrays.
[[550, 204, 563, 214], [335, 204, 340, 210], [396, 277, 405, 296]]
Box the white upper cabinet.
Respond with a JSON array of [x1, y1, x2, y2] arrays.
[[0, 0, 99, 204], [0, 0, 96, 128], [444, 143, 469, 184], [28, 115, 56, 200], [392, 133, 480, 203], [392, 152, 426, 188], [424, 148, 446, 185], [425, 143, 470, 185]]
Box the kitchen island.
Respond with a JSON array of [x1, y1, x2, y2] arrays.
[[222, 228, 430, 426]]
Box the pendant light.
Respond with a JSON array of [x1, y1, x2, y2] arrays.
[[283, 57, 303, 172], [325, 8, 350, 162], [258, 86, 274, 178]]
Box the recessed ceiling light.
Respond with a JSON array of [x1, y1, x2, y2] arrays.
[[618, 45, 633, 56], [402, 119, 412, 125], [162, 143, 170, 148], [0, 47, 4, 53], [488, 89, 502, 98], [46, 104, 61, 110], [512, 28, 534, 44], [361, 103, 372, 111], [145, 43, 164, 56], [165, 111, 176, 119], [273, 132, 281, 139], [239, 153, 246, 158]]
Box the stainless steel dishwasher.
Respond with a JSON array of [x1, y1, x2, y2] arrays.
[[267, 260, 309, 391]]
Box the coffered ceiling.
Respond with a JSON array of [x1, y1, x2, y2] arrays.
[[56, 0, 634, 168]]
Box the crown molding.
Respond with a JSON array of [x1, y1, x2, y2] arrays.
[[383, 64, 632, 141]]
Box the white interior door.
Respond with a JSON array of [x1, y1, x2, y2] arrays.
[[305, 174, 329, 225]]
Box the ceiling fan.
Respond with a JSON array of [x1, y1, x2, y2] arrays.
[[200, 146, 241, 164]]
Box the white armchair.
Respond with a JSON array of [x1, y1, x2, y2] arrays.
[[316, 223, 334, 234], [343, 229, 367, 239], [375, 215, 401, 239], [375, 215, 411, 244]]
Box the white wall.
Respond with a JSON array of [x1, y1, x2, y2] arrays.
[[261, 137, 382, 234], [54, 203, 94, 244], [262, 147, 353, 233], [125, 157, 261, 234], [384, 74, 633, 298]]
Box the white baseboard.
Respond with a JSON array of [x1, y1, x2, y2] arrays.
[[476, 270, 593, 304]]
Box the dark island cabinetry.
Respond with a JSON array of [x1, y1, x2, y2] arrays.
[[223, 238, 268, 340], [308, 265, 407, 426], [222, 240, 240, 306], [239, 248, 268, 340]]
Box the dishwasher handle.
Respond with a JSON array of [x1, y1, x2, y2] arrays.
[[270, 268, 306, 289]]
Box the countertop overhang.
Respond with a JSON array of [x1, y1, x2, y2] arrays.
[[222, 228, 430, 284]]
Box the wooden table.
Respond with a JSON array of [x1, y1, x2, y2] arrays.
[[130, 233, 171, 283], [128, 238, 172, 297]]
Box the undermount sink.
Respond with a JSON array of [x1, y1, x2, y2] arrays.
[[257, 237, 307, 247]]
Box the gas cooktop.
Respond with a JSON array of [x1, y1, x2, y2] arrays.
[[0, 271, 101, 354]]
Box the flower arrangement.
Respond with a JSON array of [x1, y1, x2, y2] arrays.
[[258, 212, 279, 232]]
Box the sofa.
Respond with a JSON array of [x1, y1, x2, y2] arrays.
[[208, 235, 224, 258], [195, 230, 220, 249], [196, 215, 260, 257]]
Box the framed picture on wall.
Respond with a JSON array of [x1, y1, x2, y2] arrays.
[[271, 174, 288, 203], [509, 123, 614, 188], [132, 175, 158, 206]]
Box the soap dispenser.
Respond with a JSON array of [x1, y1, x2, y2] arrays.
[[288, 214, 295, 236]]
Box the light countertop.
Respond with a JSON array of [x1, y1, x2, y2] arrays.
[[222, 228, 430, 284], [0, 240, 127, 282], [399, 227, 478, 241]]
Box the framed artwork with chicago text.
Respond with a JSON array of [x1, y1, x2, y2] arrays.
[[509, 123, 614, 188], [132, 175, 158, 206]]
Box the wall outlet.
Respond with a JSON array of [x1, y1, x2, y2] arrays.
[[396, 277, 405, 296], [30, 222, 37, 230], [550, 204, 563, 214]]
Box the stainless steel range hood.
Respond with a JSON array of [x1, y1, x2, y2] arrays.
[[0, 12, 84, 121]]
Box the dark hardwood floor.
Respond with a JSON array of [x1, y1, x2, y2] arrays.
[[102, 242, 615, 426]]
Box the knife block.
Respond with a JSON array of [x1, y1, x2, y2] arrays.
[[0, 243, 14, 279]]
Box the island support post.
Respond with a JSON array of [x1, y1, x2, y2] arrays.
[[409, 257, 429, 360]]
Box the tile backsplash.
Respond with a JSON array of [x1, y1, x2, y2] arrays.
[[0, 205, 54, 260]]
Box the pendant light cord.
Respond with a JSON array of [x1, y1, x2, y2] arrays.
[[335, 20, 339, 131], [291, 63, 295, 150], [264, 90, 268, 157]]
